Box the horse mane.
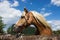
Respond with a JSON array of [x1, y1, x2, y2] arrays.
[[31, 11, 51, 28], [22, 11, 51, 28]]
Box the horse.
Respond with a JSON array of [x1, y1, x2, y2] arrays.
[[13, 8, 52, 36]]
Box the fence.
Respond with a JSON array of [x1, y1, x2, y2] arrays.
[[0, 35, 60, 40]]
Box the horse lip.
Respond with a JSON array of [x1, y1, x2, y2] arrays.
[[13, 27, 18, 32], [13, 25, 20, 32]]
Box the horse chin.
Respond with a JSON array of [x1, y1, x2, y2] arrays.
[[13, 28, 21, 33]]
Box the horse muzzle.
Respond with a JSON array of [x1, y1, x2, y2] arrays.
[[13, 27, 20, 33]]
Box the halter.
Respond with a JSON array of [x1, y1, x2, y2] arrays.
[[21, 16, 29, 26], [14, 16, 29, 30]]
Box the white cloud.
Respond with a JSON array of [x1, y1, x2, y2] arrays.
[[0, 0, 22, 31], [51, 0, 60, 6], [41, 8, 45, 11], [21, 0, 26, 2], [30, 3, 32, 5], [30, 25, 35, 27], [40, 8, 52, 17], [11, 1, 19, 7], [43, 13, 52, 17], [0, 0, 22, 24], [47, 20, 60, 31]]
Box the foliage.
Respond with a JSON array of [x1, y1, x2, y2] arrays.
[[7, 25, 37, 35], [7, 24, 16, 35], [0, 16, 5, 34], [53, 30, 60, 35], [22, 26, 37, 35]]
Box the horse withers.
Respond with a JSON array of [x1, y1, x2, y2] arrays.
[[13, 8, 52, 36]]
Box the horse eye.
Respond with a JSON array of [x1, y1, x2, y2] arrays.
[[21, 16, 25, 18]]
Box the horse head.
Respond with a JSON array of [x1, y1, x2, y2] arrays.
[[13, 8, 34, 33]]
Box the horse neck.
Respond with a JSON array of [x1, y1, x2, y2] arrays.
[[32, 16, 46, 32]]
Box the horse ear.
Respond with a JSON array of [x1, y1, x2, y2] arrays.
[[24, 8, 28, 13]]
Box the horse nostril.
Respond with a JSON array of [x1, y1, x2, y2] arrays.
[[13, 26, 20, 32], [19, 26, 22, 27]]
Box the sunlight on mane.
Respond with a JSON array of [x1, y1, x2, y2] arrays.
[[31, 11, 51, 28]]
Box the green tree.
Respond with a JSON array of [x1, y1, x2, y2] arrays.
[[22, 26, 37, 35], [0, 16, 5, 34], [7, 24, 37, 35], [53, 30, 60, 35], [7, 24, 16, 35]]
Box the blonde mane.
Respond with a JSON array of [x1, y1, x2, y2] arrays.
[[22, 11, 51, 28], [31, 11, 51, 28]]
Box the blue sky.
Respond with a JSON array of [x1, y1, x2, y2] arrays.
[[7, 0, 60, 20], [0, 0, 60, 31]]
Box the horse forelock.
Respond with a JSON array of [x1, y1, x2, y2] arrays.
[[31, 11, 51, 28]]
